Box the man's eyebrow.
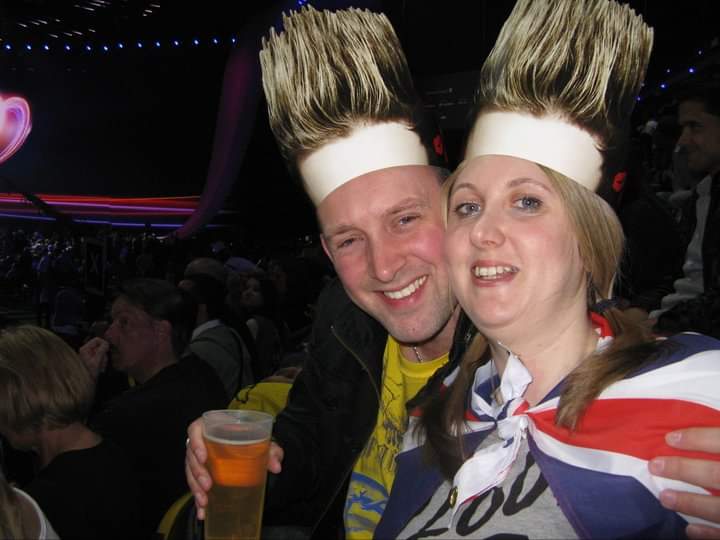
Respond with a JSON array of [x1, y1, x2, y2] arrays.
[[324, 198, 428, 239], [323, 224, 354, 239], [385, 198, 428, 217]]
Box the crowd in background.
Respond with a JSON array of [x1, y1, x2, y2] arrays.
[[0, 79, 719, 539]]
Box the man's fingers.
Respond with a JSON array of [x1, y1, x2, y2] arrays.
[[186, 419, 212, 495], [650, 456, 720, 491], [667, 428, 720, 454], [188, 421, 207, 464], [687, 523, 720, 540], [268, 442, 284, 474], [659, 490, 720, 530]]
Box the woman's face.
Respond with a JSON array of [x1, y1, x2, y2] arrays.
[[444, 155, 587, 340]]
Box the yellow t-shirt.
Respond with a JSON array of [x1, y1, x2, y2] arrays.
[[344, 337, 448, 539]]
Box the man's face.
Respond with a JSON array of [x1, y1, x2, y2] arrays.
[[317, 165, 455, 345], [678, 100, 720, 176], [104, 297, 161, 374]]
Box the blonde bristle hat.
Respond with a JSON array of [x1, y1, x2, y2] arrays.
[[260, 6, 431, 206], [465, 0, 653, 191]]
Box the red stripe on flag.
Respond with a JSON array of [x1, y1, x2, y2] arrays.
[[528, 398, 720, 495]]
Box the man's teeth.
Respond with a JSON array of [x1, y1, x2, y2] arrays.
[[473, 265, 517, 279], [384, 276, 427, 300]]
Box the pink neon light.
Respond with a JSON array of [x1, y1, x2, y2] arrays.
[[0, 95, 32, 164]]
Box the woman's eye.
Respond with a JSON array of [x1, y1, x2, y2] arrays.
[[453, 202, 481, 217], [514, 196, 542, 211]]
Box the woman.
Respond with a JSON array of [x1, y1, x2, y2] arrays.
[[376, 0, 720, 538], [0, 471, 58, 540], [0, 325, 142, 540]]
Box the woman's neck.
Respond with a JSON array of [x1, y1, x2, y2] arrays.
[[37, 423, 102, 469], [490, 309, 598, 406]]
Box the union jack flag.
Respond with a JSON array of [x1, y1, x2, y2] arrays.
[[377, 331, 720, 539]]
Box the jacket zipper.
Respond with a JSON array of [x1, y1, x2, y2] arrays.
[[308, 325, 382, 537]]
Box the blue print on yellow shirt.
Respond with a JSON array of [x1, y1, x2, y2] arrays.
[[344, 473, 389, 536]]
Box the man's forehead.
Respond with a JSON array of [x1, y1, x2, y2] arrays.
[[680, 101, 718, 120], [111, 298, 146, 318]]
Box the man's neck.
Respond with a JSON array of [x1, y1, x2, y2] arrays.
[[401, 306, 460, 362], [130, 350, 178, 384]]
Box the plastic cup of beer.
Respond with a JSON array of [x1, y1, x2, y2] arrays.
[[202, 410, 274, 540]]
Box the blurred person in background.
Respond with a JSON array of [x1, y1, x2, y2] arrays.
[[0, 325, 141, 540]]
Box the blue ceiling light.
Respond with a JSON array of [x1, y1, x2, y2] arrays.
[[43, 44, 50, 51], [137, 41, 143, 48], [65, 44, 71, 51], [173, 39, 180, 46], [212, 37, 219, 45], [26, 44, 32, 50], [86, 44, 92, 51], [660, 83, 667, 90], [4, 44, 11, 50], [688, 67, 695, 74], [118, 42, 124, 49], [102, 45, 109, 52], [193, 38, 199, 45]]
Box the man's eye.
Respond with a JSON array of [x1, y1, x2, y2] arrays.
[[337, 238, 356, 250], [398, 214, 419, 226], [453, 202, 481, 217]]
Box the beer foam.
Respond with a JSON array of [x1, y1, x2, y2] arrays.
[[204, 427, 269, 446]]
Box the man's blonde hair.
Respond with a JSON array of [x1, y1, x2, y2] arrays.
[[260, 6, 423, 166], [475, 0, 652, 176], [0, 326, 94, 432]]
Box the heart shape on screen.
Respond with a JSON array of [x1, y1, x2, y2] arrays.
[[0, 95, 32, 165]]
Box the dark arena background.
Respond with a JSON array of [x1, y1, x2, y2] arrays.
[[0, 0, 716, 321]]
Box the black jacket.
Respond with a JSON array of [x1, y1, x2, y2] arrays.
[[656, 173, 720, 337], [263, 280, 475, 537], [264, 279, 387, 536]]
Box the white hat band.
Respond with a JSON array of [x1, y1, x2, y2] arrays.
[[298, 122, 429, 205], [465, 111, 603, 191]]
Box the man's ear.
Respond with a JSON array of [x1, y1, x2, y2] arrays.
[[320, 235, 334, 263], [155, 319, 172, 341]]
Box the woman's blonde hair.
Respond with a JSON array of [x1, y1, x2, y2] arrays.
[[0, 474, 28, 540], [0, 325, 94, 433]]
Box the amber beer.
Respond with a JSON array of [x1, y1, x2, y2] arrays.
[[202, 411, 274, 540]]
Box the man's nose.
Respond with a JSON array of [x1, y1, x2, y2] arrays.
[[367, 239, 405, 283]]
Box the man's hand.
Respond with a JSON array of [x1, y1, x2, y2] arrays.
[[650, 428, 720, 539], [185, 418, 285, 520], [78, 337, 109, 381]]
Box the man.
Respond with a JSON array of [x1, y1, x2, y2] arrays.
[[82, 278, 227, 537], [186, 7, 720, 539], [653, 84, 720, 338], [179, 257, 255, 401]]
